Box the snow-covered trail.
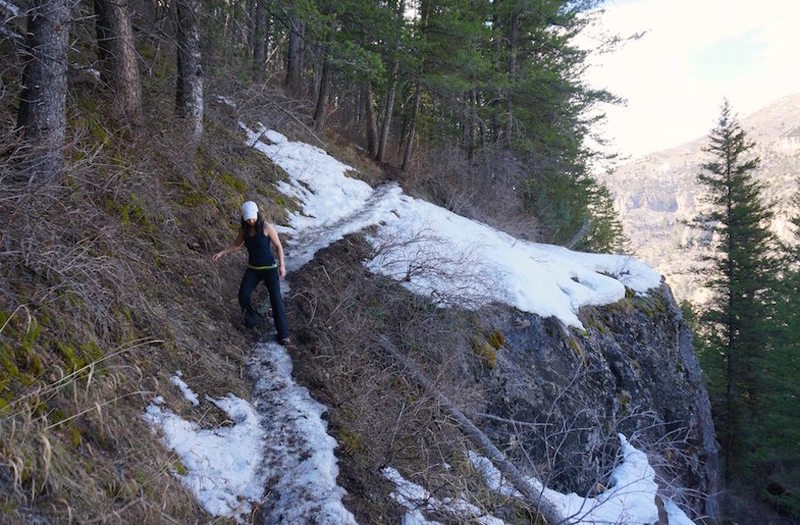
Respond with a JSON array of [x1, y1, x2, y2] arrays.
[[247, 341, 357, 524], [282, 182, 403, 272]]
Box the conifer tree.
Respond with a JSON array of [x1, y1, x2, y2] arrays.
[[759, 185, 800, 518], [690, 100, 777, 484]]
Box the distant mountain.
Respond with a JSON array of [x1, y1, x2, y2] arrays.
[[601, 93, 800, 304]]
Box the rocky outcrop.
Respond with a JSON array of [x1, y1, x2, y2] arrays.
[[474, 284, 718, 523]]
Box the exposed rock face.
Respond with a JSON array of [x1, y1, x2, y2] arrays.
[[476, 284, 718, 522]]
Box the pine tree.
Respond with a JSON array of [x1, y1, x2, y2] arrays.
[[759, 184, 800, 518], [690, 100, 777, 485], [16, 0, 70, 179]]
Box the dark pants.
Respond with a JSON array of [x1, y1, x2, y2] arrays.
[[238, 267, 289, 339]]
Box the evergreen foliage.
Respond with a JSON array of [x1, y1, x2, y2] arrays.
[[688, 101, 800, 518], [256, 0, 625, 249], [760, 184, 800, 518]]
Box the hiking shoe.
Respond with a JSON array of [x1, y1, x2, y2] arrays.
[[277, 336, 292, 346]]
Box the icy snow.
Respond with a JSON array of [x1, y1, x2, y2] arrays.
[[144, 347, 355, 524], [247, 341, 357, 524], [470, 434, 696, 524], [143, 391, 266, 523], [170, 370, 199, 406], [242, 124, 662, 328]]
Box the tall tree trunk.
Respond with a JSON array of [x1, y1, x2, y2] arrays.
[[312, 55, 331, 133], [175, 0, 203, 143], [252, 0, 265, 78], [364, 82, 378, 157], [401, 81, 421, 172], [376, 0, 404, 163], [246, 0, 254, 54], [17, 0, 70, 180], [505, 11, 518, 149], [468, 87, 477, 160], [285, 17, 303, 93], [94, 0, 143, 128]]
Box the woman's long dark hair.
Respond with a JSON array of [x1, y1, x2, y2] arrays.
[[240, 212, 265, 236]]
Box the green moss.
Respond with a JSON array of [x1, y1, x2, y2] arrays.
[[56, 342, 82, 372], [618, 391, 632, 414], [70, 426, 83, 448], [337, 426, 365, 456], [80, 341, 103, 364], [181, 191, 215, 208], [470, 336, 497, 369], [174, 461, 189, 476], [486, 330, 505, 350], [21, 319, 42, 352], [568, 338, 585, 360], [220, 172, 247, 193]]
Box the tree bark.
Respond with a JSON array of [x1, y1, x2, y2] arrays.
[[401, 81, 421, 172], [94, 0, 143, 128], [175, 0, 203, 143], [505, 11, 518, 149], [364, 82, 378, 157], [376, 0, 404, 163], [246, 0, 254, 54], [312, 55, 331, 133], [285, 17, 303, 93], [252, 0, 265, 78], [17, 0, 70, 180]]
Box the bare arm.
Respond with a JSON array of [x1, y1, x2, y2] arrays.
[[264, 222, 286, 278], [212, 229, 244, 263]]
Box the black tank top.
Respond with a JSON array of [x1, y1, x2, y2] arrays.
[[243, 226, 276, 267]]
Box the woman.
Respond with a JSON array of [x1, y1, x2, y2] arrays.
[[212, 201, 290, 345]]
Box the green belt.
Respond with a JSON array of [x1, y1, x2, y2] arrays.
[[247, 263, 277, 270]]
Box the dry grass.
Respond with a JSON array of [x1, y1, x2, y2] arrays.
[[0, 42, 303, 521]]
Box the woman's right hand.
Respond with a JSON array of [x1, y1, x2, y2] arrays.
[[212, 251, 224, 263]]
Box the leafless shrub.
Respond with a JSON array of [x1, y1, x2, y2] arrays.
[[367, 227, 500, 310], [407, 142, 543, 243]]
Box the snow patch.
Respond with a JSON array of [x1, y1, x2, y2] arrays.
[[170, 370, 199, 406], [0, 0, 20, 16], [383, 466, 503, 525], [469, 435, 696, 524], [242, 124, 662, 328], [215, 94, 236, 107], [143, 393, 266, 523]]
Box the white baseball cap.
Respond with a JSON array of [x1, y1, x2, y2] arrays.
[[242, 201, 258, 221]]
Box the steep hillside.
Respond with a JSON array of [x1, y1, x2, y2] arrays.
[[600, 93, 800, 303], [234, 121, 718, 523]]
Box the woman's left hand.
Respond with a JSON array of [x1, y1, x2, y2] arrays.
[[279, 264, 286, 279]]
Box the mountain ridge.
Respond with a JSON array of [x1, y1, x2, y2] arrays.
[[601, 92, 800, 303]]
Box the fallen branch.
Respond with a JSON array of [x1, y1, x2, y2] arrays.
[[376, 336, 565, 524]]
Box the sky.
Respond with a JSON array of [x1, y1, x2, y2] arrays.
[[581, 0, 800, 160]]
